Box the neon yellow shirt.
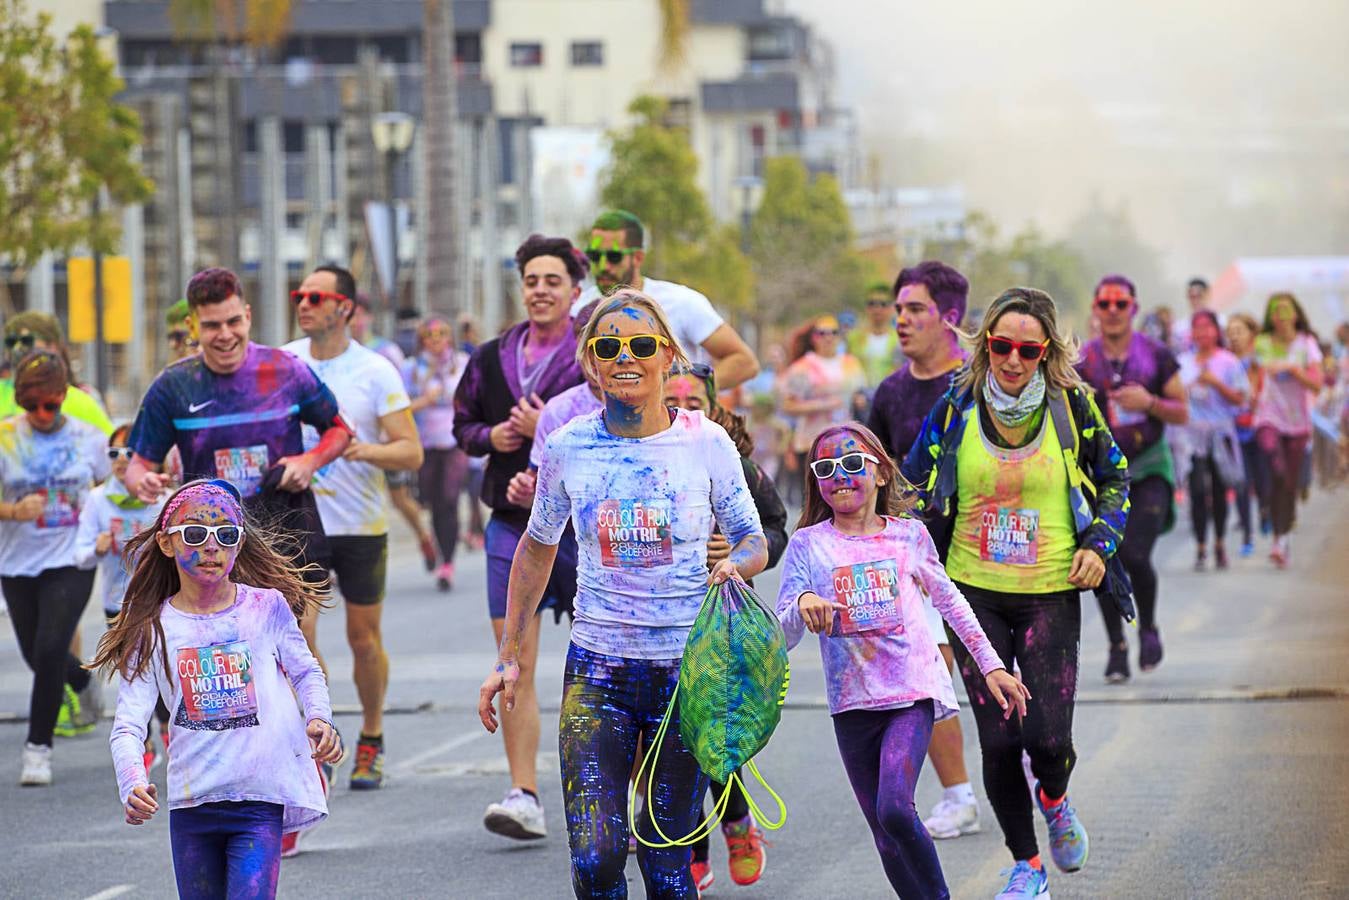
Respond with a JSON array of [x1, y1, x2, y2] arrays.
[[0, 379, 114, 436], [945, 406, 1076, 594]]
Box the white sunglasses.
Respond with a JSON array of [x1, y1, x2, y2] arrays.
[[810, 452, 880, 480]]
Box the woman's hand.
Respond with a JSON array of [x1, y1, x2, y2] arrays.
[[798, 592, 846, 634], [11, 493, 45, 522], [307, 718, 344, 764], [124, 783, 158, 825], [985, 669, 1031, 721], [478, 659, 520, 734], [708, 558, 744, 586], [1068, 548, 1106, 589]]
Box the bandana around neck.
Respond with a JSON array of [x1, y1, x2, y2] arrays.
[[983, 366, 1046, 427]]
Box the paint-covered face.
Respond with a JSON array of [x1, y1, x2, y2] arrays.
[[1093, 284, 1136, 339], [109, 434, 131, 481], [1270, 297, 1298, 329], [813, 430, 883, 518], [521, 254, 578, 328], [988, 312, 1047, 397], [21, 389, 66, 432], [591, 306, 672, 411], [894, 283, 952, 361], [295, 270, 350, 338], [196, 295, 252, 374], [662, 374, 705, 412], [589, 229, 642, 295], [159, 496, 243, 587], [1226, 319, 1254, 354], [1191, 314, 1220, 351]]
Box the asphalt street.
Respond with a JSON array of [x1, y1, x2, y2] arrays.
[[3, 490, 1348, 900]]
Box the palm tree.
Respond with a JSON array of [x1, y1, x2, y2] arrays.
[[420, 0, 459, 316], [657, 0, 690, 70]]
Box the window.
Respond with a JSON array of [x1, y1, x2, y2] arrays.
[[509, 42, 543, 67], [571, 41, 603, 67]]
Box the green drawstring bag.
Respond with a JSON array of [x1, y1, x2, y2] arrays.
[[630, 579, 791, 848]]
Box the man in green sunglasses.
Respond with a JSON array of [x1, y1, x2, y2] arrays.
[[573, 209, 760, 390]]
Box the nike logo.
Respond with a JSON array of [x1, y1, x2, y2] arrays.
[[188, 400, 216, 413]]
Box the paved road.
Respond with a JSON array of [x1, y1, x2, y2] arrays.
[[3, 491, 1348, 899]]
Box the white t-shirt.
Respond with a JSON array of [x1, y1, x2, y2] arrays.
[[528, 409, 762, 659], [74, 479, 165, 614], [573, 277, 725, 365], [283, 338, 412, 536], [0, 415, 110, 576], [109, 585, 332, 834]]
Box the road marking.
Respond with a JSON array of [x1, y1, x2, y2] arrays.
[[389, 729, 488, 776], [82, 887, 135, 900]]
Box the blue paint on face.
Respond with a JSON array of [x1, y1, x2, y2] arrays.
[[604, 394, 644, 430]]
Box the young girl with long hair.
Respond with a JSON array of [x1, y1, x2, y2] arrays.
[[95, 479, 342, 900], [777, 422, 1028, 899]]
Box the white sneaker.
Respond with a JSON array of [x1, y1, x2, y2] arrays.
[[483, 787, 547, 840], [923, 797, 980, 839], [20, 743, 52, 786]]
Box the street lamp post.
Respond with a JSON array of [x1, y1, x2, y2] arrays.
[[371, 112, 416, 334]]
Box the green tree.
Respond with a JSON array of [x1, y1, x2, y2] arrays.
[[0, 0, 152, 309], [598, 96, 752, 311], [749, 156, 868, 326]]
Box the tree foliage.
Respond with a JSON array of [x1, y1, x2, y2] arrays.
[[749, 156, 869, 326], [598, 96, 752, 311], [0, 0, 153, 268], [168, 0, 294, 47]]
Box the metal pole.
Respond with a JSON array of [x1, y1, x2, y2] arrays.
[[92, 191, 107, 396], [387, 148, 399, 311]]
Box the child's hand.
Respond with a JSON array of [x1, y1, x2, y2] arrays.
[[95, 531, 114, 556], [985, 669, 1031, 721], [307, 718, 343, 764], [798, 592, 846, 634], [125, 783, 158, 825]]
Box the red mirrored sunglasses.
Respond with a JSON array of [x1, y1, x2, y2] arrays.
[[987, 335, 1049, 361]]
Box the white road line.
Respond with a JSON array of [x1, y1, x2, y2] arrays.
[[388, 729, 489, 776], [82, 886, 136, 900]]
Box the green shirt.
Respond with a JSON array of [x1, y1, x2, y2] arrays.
[[0, 379, 114, 435]]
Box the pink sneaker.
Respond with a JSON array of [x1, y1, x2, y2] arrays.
[[436, 562, 454, 591]]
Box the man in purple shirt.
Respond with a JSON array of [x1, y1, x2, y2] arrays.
[[453, 235, 586, 842], [866, 261, 985, 842]]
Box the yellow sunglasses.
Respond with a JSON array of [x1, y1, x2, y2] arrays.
[[587, 333, 669, 361]]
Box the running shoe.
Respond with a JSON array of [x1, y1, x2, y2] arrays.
[[1214, 544, 1229, 570], [19, 743, 52, 786], [924, 797, 981, 839], [1104, 643, 1130, 684], [1193, 548, 1206, 572], [483, 787, 547, 840], [436, 562, 455, 592], [1270, 536, 1289, 569], [1035, 783, 1089, 872], [418, 533, 437, 572], [280, 830, 302, 859], [142, 741, 161, 776], [1239, 541, 1255, 558], [1139, 628, 1163, 672], [995, 860, 1049, 899], [690, 857, 714, 894], [349, 738, 385, 790], [723, 817, 766, 885], [52, 685, 94, 737]]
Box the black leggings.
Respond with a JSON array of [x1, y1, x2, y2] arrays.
[[3, 567, 96, 746], [1233, 437, 1266, 544], [1103, 474, 1170, 643], [419, 447, 469, 564], [690, 774, 751, 863], [1188, 453, 1229, 545], [950, 584, 1080, 862]]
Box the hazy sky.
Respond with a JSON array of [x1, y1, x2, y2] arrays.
[[778, 0, 1349, 282]]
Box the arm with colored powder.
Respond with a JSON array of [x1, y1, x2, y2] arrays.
[[109, 659, 159, 820], [1074, 389, 1130, 562], [271, 591, 341, 763], [774, 535, 838, 647]]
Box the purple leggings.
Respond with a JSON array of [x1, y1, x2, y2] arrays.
[[170, 801, 283, 899], [832, 700, 949, 899]]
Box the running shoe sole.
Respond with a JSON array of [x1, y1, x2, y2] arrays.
[[483, 811, 546, 841], [928, 821, 981, 839]]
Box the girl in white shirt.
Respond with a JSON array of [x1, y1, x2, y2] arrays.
[[95, 479, 342, 900]]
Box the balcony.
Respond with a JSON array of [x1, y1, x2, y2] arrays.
[[701, 73, 799, 114], [105, 0, 491, 39], [690, 0, 767, 25]]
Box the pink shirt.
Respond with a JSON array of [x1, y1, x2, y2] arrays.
[[776, 516, 1004, 718]]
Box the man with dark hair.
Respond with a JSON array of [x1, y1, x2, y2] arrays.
[[453, 235, 586, 841], [573, 209, 759, 389], [866, 259, 984, 841], [283, 264, 423, 791], [847, 280, 904, 388], [1173, 276, 1216, 352]]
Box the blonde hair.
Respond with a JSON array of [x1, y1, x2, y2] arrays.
[[574, 288, 691, 384], [957, 287, 1084, 394]]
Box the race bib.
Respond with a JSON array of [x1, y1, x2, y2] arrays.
[[175, 641, 259, 729], [597, 499, 674, 568], [37, 486, 79, 529], [979, 507, 1040, 565], [214, 445, 270, 497], [107, 515, 143, 553], [1107, 398, 1146, 429], [831, 558, 903, 636]]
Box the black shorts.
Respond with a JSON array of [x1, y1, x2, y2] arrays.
[[326, 535, 389, 606]]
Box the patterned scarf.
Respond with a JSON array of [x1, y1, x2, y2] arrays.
[[983, 367, 1046, 427]]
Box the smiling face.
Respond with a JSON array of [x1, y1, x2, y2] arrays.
[[1191, 314, 1220, 352], [157, 496, 243, 587], [195, 295, 252, 374], [987, 312, 1048, 396], [295, 270, 351, 339], [662, 373, 706, 412], [590, 306, 673, 409], [1226, 318, 1255, 355], [812, 429, 883, 518], [109, 432, 131, 482], [589, 229, 643, 295], [521, 254, 579, 328]]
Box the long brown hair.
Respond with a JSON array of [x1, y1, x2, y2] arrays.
[[93, 481, 329, 683], [797, 422, 913, 530], [956, 287, 1084, 394]]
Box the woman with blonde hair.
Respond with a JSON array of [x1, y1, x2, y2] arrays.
[[478, 289, 767, 898], [901, 287, 1131, 900]]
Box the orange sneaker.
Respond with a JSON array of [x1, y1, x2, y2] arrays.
[[690, 857, 714, 895], [723, 818, 766, 886]]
